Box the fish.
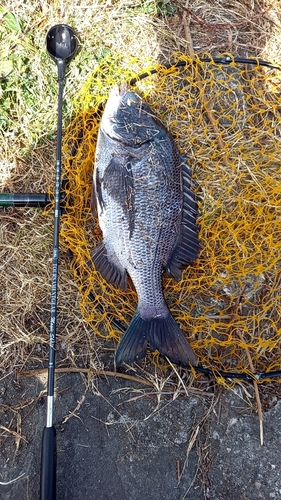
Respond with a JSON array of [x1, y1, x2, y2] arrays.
[[91, 83, 199, 367]]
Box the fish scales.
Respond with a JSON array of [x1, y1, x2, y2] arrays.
[[91, 83, 199, 367]]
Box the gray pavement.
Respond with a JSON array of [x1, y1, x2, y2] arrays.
[[0, 370, 280, 500]]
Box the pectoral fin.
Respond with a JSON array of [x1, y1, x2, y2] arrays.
[[103, 157, 135, 237]]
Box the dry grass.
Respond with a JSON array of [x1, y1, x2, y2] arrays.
[[0, 0, 281, 410]]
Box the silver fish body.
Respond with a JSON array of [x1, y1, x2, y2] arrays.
[[91, 84, 199, 366]]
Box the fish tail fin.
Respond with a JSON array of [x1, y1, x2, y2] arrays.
[[115, 310, 196, 367]]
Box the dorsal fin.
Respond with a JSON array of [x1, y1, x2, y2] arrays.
[[165, 159, 199, 281]]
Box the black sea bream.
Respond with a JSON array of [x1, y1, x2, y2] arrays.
[[91, 83, 199, 366]]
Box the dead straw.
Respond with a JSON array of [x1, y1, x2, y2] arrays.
[[180, 1, 231, 167]]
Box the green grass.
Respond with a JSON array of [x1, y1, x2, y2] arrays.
[[0, 1, 168, 156]]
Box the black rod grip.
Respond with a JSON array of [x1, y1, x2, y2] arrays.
[[40, 426, 56, 500]]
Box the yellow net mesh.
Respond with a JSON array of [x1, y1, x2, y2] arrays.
[[60, 53, 281, 383]]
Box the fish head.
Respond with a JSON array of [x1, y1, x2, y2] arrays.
[[100, 84, 158, 146]]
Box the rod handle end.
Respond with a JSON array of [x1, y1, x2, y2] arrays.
[[40, 426, 56, 500]]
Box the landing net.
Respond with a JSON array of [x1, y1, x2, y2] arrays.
[[60, 53, 281, 384]]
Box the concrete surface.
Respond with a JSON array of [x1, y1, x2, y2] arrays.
[[0, 370, 280, 500], [209, 393, 281, 500]]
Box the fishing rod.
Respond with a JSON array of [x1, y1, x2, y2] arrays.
[[39, 24, 78, 500]]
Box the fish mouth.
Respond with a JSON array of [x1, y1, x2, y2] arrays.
[[119, 82, 128, 96], [109, 83, 141, 107], [107, 83, 130, 101]]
